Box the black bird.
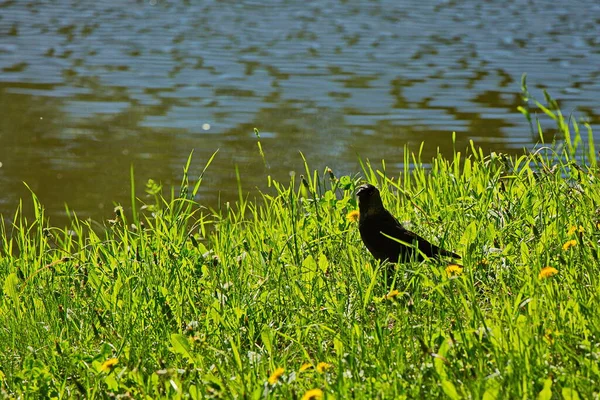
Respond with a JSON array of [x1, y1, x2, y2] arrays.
[[356, 184, 460, 263]]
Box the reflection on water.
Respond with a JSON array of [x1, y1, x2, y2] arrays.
[[0, 0, 599, 224]]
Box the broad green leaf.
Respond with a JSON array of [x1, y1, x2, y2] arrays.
[[3, 273, 19, 304], [460, 221, 477, 247], [562, 388, 580, 400], [170, 334, 194, 362], [482, 381, 501, 400], [538, 378, 552, 400], [318, 253, 328, 273], [441, 379, 460, 400]]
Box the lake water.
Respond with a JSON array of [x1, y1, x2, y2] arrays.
[[1, 0, 599, 224]]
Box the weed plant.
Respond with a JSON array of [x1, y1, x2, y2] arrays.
[[0, 81, 599, 398]]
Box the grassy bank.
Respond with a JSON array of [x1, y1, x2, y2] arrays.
[[1, 87, 599, 398]]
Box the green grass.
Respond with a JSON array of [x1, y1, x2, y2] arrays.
[[1, 83, 599, 399]]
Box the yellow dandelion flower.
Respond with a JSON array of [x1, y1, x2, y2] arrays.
[[100, 358, 118, 372], [445, 264, 463, 277], [538, 266, 558, 279], [346, 210, 360, 223], [299, 363, 313, 372], [267, 367, 285, 385], [562, 239, 577, 251], [316, 362, 332, 373], [567, 225, 577, 235], [383, 289, 400, 300], [302, 388, 324, 400]]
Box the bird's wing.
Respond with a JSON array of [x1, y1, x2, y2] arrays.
[[380, 211, 460, 259]]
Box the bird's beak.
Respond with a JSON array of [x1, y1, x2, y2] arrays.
[[356, 185, 368, 197]]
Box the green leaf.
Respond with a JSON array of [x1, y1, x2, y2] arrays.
[[318, 253, 328, 273], [104, 374, 118, 391], [261, 328, 273, 355], [538, 378, 552, 400], [333, 336, 344, 356], [482, 381, 501, 400], [189, 385, 200, 400], [562, 388, 580, 400], [339, 176, 352, 189], [111, 275, 123, 310], [302, 255, 317, 281], [229, 336, 243, 371], [3, 273, 19, 304], [520, 241, 530, 264], [441, 379, 460, 400], [170, 334, 194, 362], [324, 190, 335, 202], [459, 221, 477, 248]]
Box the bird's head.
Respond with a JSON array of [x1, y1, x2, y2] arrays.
[[356, 183, 384, 214]]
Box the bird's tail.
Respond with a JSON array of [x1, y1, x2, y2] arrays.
[[441, 249, 461, 259]]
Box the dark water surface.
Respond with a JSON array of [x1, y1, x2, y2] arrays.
[[1, 0, 599, 224]]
